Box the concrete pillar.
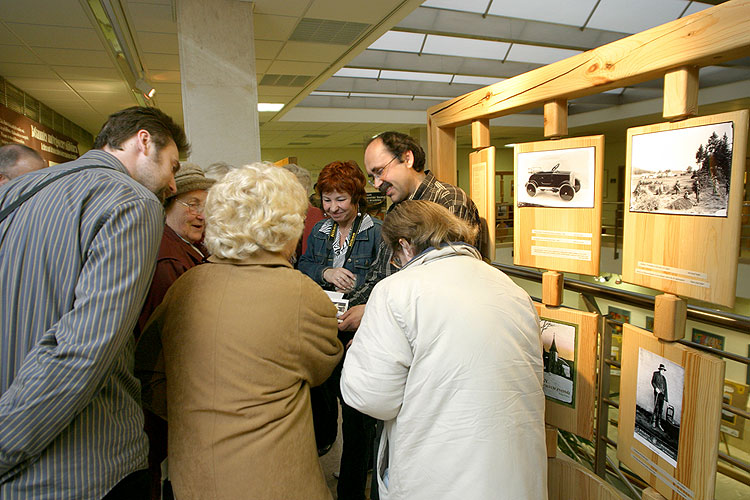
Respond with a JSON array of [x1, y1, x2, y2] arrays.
[[177, 0, 260, 168]]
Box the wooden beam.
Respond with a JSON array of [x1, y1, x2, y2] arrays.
[[663, 66, 699, 120], [471, 119, 491, 149], [544, 99, 568, 138], [427, 115, 456, 184], [427, 0, 750, 128]]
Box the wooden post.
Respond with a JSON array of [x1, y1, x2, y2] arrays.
[[471, 119, 491, 149], [642, 487, 669, 500], [542, 271, 564, 307], [543, 99, 568, 138], [653, 293, 687, 341], [545, 424, 558, 458], [427, 115, 457, 184], [663, 66, 699, 121]]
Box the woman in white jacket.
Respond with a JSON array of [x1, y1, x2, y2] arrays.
[[341, 200, 547, 500]]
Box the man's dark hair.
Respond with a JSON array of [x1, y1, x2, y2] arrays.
[[0, 143, 43, 173], [93, 106, 190, 156], [368, 131, 426, 172]]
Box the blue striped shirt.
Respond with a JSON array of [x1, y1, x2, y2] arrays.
[[0, 150, 164, 499]]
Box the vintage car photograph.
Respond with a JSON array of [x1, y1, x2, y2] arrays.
[[517, 146, 595, 208]]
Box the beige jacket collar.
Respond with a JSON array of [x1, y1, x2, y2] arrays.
[[207, 249, 293, 268]]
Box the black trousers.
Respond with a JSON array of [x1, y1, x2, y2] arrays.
[[102, 469, 149, 500], [337, 401, 376, 500]]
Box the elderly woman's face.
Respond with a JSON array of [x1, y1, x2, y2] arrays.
[[322, 190, 357, 226], [166, 189, 208, 244]]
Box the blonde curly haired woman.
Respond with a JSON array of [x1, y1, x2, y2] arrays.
[[136, 163, 343, 500]]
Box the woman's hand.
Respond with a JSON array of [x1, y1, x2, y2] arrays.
[[323, 267, 356, 292]]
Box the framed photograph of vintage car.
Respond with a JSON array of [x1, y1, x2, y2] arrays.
[[622, 110, 749, 308], [618, 325, 724, 500], [535, 303, 598, 440], [514, 135, 604, 276]]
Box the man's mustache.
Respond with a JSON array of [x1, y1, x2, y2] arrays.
[[378, 181, 393, 195]]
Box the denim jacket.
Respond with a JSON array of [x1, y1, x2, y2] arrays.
[[298, 214, 382, 292]]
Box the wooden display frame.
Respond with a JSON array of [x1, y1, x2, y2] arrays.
[[469, 146, 496, 261], [617, 325, 724, 500], [622, 110, 749, 307], [535, 303, 599, 440], [514, 136, 604, 275]]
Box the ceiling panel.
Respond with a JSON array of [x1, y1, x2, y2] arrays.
[[267, 60, 329, 75], [34, 48, 112, 68], [0, 62, 57, 78], [253, 14, 298, 41], [137, 32, 179, 54], [142, 52, 180, 71], [255, 59, 272, 74], [3, 77, 69, 91], [126, 2, 176, 34], [149, 69, 180, 83], [6, 23, 103, 50], [253, 0, 313, 17], [52, 66, 121, 81], [0, 0, 92, 28], [66, 80, 131, 92], [254, 40, 284, 60], [277, 41, 348, 63], [151, 82, 181, 94], [586, 0, 688, 34], [309, 0, 401, 23], [0, 45, 39, 64]]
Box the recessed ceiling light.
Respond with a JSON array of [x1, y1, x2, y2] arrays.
[[258, 103, 284, 112]]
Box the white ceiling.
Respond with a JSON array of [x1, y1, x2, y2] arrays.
[[0, 0, 746, 151]]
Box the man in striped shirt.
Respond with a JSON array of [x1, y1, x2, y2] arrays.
[[0, 106, 189, 499], [340, 131, 481, 332]]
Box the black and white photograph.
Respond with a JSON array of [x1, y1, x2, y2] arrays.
[[629, 121, 734, 217], [634, 348, 685, 467], [541, 318, 577, 406], [517, 146, 595, 208]]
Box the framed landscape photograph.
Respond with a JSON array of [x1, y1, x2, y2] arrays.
[[622, 110, 749, 308], [629, 121, 734, 217], [618, 325, 724, 500], [535, 303, 598, 440], [514, 135, 604, 276]]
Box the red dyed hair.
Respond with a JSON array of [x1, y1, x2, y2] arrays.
[[316, 160, 367, 206]]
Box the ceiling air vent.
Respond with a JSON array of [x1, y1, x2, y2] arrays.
[[290, 18, 370, 45], [260, 74, 312, 87]]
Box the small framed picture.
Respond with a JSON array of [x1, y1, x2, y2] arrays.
[[618, 325, 724, 500], [691, 328, 725, 351], [536, 303, 598, 440]]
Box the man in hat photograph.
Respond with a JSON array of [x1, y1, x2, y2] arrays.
[[651, 364, 669, 430]]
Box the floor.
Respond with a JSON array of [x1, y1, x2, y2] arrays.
[[318, 405, 373, 500]]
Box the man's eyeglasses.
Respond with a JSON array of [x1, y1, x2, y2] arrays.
[[177, 200, 205, 215], [367, 155, 399, 186]]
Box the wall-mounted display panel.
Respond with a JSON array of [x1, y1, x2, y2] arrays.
[[535, 303, 599, 440], [469, 146, 496, 261], [622, 110, 749, 307], [617, 325, 724, 500], [514, 136, 604, 275]]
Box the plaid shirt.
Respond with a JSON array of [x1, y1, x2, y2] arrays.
[[348, 171, 480, 306]]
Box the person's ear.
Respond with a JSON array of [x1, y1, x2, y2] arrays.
[[403, 150, 414, 169], [399, 238, 415, 260], [135, 129, 152, 156]]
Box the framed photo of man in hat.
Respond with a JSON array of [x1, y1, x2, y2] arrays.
[[617, 325, 724, 500]]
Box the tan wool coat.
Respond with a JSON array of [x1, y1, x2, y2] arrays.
[[137, 251, 343, 500]]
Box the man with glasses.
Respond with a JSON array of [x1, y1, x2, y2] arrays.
[[135, 162, 214, 499], [340, 131, 481, 333]]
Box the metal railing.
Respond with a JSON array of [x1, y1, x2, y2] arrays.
[[494, 262, 750, 498]]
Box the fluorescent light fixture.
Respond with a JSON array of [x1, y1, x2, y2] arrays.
[[369, 31, 424, 53], [505, 44, 582, 65], [258, 103, 284, 112], [422, 34, 510, 60], [333, 68, 380, 79], [135, 78, 155, 99], [452, 75, 504, 86]]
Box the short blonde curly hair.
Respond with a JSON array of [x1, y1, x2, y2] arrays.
[[204, 163, 308, 260]]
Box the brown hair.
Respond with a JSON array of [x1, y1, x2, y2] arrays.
[[93, 106, 190, 156], [316, 160, 367, 206], [382, 200, 478, 254], [367, 131, 426, 172]]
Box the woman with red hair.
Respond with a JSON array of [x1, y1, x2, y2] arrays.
[[299, 160, 381, 500]]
